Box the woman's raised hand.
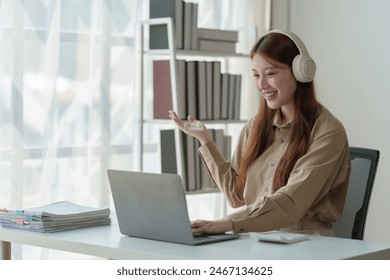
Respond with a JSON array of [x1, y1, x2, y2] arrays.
[[168, 110, 212, 146]]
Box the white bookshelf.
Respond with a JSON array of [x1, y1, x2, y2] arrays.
[[135, 17, 248, 192]]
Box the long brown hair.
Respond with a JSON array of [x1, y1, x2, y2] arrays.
[[236, 32, 319, 197]]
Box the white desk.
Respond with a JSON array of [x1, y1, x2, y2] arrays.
[[1, 214, 390, 260]]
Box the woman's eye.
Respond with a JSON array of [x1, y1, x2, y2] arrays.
[[265, 72, 275, 77]]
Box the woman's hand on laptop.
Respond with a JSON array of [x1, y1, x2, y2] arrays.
[[191, 217, 233, 235], [168, 110, 212, 146]]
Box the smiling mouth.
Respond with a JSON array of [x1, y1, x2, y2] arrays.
[[263, 91, 277, 98]]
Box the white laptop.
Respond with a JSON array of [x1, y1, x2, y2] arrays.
[[107, 169, 240, 245]]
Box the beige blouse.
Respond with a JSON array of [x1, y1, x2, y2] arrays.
[[198, 106, 351, 236]]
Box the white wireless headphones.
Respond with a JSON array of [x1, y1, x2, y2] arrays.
[[266, 29, 316, 83]]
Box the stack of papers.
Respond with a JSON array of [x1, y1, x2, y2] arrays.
[[0, 201, 111, 233]]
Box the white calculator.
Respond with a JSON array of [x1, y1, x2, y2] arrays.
[[251, 231, 309, 244]]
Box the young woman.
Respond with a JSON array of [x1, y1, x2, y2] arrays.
[[168, 30, 351, 236]]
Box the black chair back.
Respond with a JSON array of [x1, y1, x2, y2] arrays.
[[333, 147, 380, 240]]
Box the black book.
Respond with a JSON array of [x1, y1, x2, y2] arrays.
[[149, 0, 183, 49]]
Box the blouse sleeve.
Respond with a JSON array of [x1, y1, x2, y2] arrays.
[[227, 127, 351, 233], [198, 119, 254, 208]]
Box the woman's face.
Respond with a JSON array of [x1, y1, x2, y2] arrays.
[[252, 53, 297, 120]]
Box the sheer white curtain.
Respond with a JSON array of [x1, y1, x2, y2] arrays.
[[0, 0, 146, 259], [0, 0, 145, 209], [0, 0, 268, 259]]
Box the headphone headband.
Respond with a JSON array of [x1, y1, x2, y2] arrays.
[[266, 29, 316, 83]]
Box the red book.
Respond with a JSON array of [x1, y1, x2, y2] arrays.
[[153, 60, 172, 119]]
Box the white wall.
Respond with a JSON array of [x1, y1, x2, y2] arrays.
[[272, 0, 390, 242]]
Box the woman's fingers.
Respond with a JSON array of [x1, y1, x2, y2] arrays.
[[168, 110, 185, 129], [191, 218, 233, 235]]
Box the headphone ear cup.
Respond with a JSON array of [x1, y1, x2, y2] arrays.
[[292, 54, 316, 83], [265, 29, 317, 82]]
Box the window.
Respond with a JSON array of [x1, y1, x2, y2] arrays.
[[0, 0, 145, 209]]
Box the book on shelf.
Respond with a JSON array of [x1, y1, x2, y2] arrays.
[[185, 134, 197, 191], [149, 0, 183, 49], [212, 61, 222, 120], [176, 59, 187, 119], [153, 60, 242, 121], [160, 129, 178, 174], [220, 73, 230, 120], [228, 73, 236, 120], [152, 59, 241, 121], [206, 61, 214, 119], [220, 73, 242, 120], [183, 1, 193, 50], [182, 1, 199, 50], [197, 61, 207, 120], [198, 39, 236, 53], [197, 28, 238, 42], [186, 60, 198, 116], [191, 3, 198, 50], [233, 74, 242, 120], [148, 1, 240, 53], [153, 60, 173, 119], [153, 59, 186, 119], [159, 129, 231, 191], [0, 201, 111, 233]]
